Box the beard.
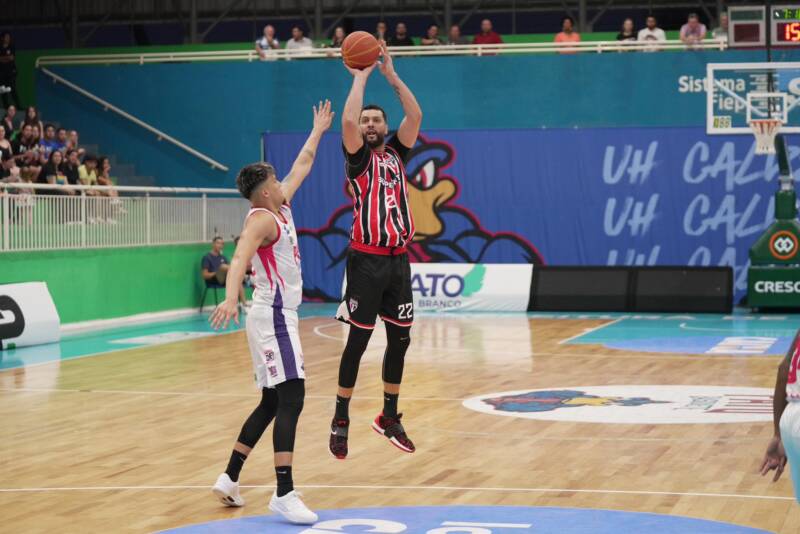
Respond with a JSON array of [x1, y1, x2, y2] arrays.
[[364, 130, 385, 148]]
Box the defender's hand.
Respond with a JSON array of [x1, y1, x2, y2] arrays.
[[378, 42, 396, 79], [312, 99, 335, 133], [210, 298, 240, 330], [760, 436, 788, 482]]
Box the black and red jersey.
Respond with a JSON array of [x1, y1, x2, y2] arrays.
[[343, 136, 415, 250]]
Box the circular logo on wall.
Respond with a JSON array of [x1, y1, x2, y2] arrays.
[[463, 385, 773, 424], [160, 505, 771, 533], [769, 231, 799, 260]]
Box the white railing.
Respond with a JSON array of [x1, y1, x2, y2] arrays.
[[37, 67, 230, 173], [35, 39, 728, 66], [0, 183, 248, 252]]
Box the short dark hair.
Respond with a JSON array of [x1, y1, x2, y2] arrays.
[[361, 104, 387, 122], [57, 127, 66, 133], [563, 16, 575, 25], [83, 154, 97, 163], [236, 162, 276, 200], [292, 25, 304, 33], [213, 236, 223, 243], [44, 123, 55, 130], [688, 12, 699, 20]]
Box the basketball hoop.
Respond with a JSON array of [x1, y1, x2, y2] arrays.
[[749, 118, 782, 155]]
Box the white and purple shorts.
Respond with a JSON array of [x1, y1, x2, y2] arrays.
[[246, 305, 305, 389]]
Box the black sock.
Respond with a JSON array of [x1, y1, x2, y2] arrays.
[[335, 395, 351, 420], [275, 465, 293, 497], [225, 450, 247, 482], [383, 392, 399, 418]]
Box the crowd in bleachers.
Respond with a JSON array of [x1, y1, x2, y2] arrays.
[[0, 103, 122, 222]]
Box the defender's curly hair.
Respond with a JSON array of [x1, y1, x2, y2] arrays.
[[236, 162, 276, 200]]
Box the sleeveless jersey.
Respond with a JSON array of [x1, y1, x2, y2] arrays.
[[247, 206, 302, 310], [787, 332, 800, 401]]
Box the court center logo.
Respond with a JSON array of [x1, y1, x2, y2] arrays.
[[769, 230, 799, 260], [463, 386, 773, 424]]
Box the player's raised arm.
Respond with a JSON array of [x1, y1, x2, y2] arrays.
[[378, 43, 422, 148], [280, 100, 335, 203], [342, 61, 377, 154], [760, 337, 794, 481], [209, 213, 277, 330]]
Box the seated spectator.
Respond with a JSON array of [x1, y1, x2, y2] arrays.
[[62, 149, 80, 186], [617, 18, 637, 44], [2, 105, 18, 140], [285, 26, 313, 54], [681, 13, 707, 48], [0, 124, 15, 180], [79, 154, 100, 197], [23, 106, 43, 134], [96, 156, 118, 197], [447, 24, 468, 45], [37, 149, 74, 196], [555, 16, 581, 53], [202, 236, 246, 307], [638, 15, 666, 51], [330, 26, 346, 48], [375, 21, 388, 42], [11, 124, 41, 182], [473, 18, 503, 45], [389, 23, 414, 46], [255, 24, 280, 61], [66, 129, 85, 159], [421, 24, 444, 45], [712, 12, 729, 43], [55, 127, 67, 151], [39, 123, 60, 162]]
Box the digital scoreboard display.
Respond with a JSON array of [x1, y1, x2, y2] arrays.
[[777, 21, 800, 41], [772, 5, 800, 45], [774, 8, 800, 20]]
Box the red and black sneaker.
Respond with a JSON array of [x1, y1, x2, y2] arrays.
[[371, 413, 415, 453], [329, 418, 349, 460]]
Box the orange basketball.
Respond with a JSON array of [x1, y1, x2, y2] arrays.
[[341, 31, 381, 70]]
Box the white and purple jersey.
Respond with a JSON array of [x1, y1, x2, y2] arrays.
[[248, 205, 302, 311]]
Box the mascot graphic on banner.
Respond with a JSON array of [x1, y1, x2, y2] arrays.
[[298, 134, 544, 301], [483, 390, 668, 413]]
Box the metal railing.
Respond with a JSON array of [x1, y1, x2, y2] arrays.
[[35, 39, 728, 67], [0, 183, 248, 252], [38, 67, 230, 173]]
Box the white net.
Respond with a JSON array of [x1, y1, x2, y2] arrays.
[[749, 118, 782, 155]]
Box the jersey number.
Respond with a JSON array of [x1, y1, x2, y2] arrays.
[[398, 303, 413, 320]]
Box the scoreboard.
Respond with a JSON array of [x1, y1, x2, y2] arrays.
[[728, 5, 800, 47]]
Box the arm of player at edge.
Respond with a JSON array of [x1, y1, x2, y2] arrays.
[[760, 339, 793, 481], [379, 43, 422, 148], [342, 60, 377, 154], [209, 213, 277, 330], [280, 99, 335, 203]]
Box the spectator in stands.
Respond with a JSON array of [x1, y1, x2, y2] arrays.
[[79, 154, 100, 196], [39, 124, 60, 161], [473, 19, 503, 45], [202, 237, 236, 299], [2, 105, 18, 140], [38, 149, 74, 196], [23, 106, 43, 134], [11, 123, 38, 179], [638, 15, 666, 51], [0, 124, 15, 180], [712, 12, 729, 43], [0, 32, 20, 109], [62, 149, 80, 186], [555, 16, 581, 53], [55, 127, 68, 151], [330, 26, 346, 48], [447, 24, 468, 45], [617, 18, 637, 43], [680, 13, 707, 48], [96, 156, 118, 197], [66, 129, 85, 159], [255, 24, 280, 61], [375, 21, 388, 42], [389, 23, 414, 46], [286, 25, 313, 52], [421, 24, 444, 45]]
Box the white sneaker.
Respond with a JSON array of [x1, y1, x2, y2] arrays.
[[212, 473, 245, 507], [268, 490, 318, 524]]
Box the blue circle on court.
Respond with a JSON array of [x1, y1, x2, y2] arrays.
[[161, 505, 771, 533]]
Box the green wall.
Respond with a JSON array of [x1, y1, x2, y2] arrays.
[[1, 243, 238, 324]]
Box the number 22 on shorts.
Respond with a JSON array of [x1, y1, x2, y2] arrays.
[[398, 303, 413, 320]]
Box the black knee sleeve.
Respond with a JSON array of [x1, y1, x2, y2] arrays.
[[237, 387, 278, 448], [382, 323, 411, 384], [338, 326, 374, 389], [273, 379, 305, 452]]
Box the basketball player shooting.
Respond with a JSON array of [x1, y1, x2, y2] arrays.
[[760, 329, 800, 504], [209, 100, 333, 525], [330, 43, 422, 459]]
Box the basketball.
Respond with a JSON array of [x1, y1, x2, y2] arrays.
[[341, 31, 381, 70]]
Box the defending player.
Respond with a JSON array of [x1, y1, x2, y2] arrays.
[[760, 329, 800, 502], [329, 43, 422, 459], [209, 101, 333, 524]]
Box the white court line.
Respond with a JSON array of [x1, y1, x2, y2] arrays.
[[679, 322, 798, 335], [0, 483, 791, 501], [558, 317, 625, 345]]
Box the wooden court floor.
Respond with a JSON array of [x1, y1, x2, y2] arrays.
[[1, 315, 798, 533]]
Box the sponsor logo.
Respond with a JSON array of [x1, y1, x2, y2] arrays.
[[769, 231, 799, 260], [161, 505, 772, 533], [463, 386, 773, 424], [411, 264, 485, 310], [349, 298, 359, 313], [0, 295, 25, 343], [267, 365, 278, 378], [264, 349, 275, 363], [754, 280, 800, 294]]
